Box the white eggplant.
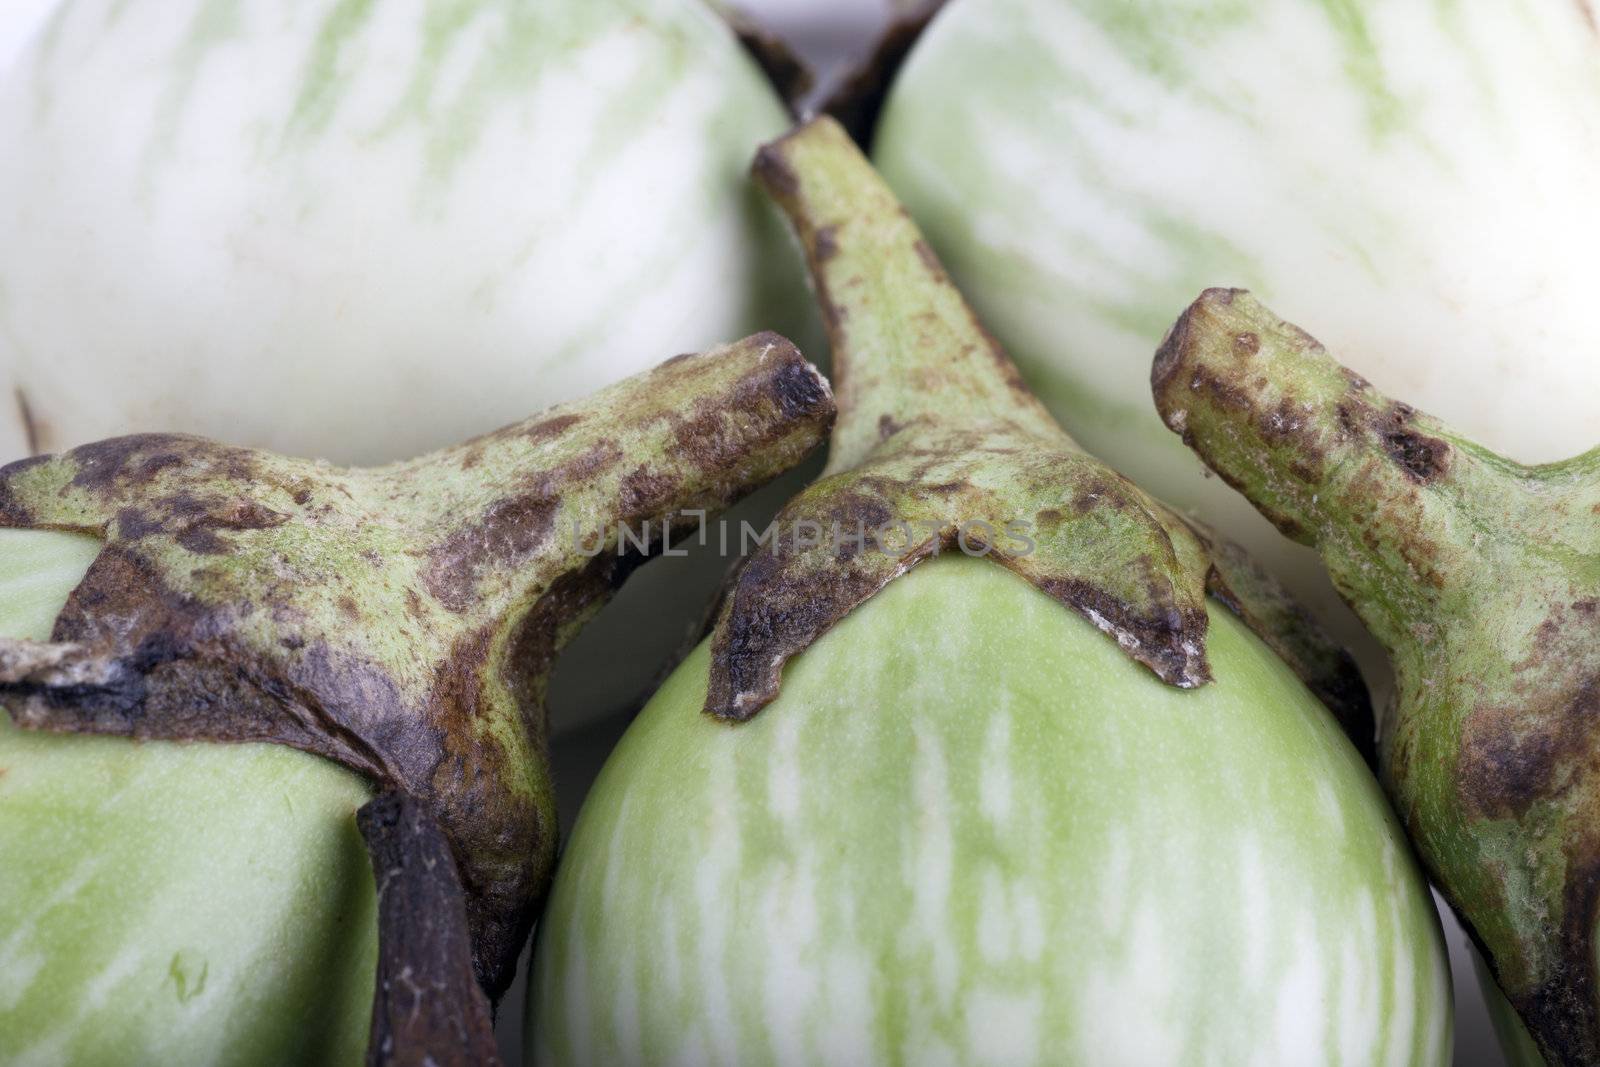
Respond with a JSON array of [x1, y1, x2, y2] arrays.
[[0, 0, 811, 466], [872, 0, 1600, 653]]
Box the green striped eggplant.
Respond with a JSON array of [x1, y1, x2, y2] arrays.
[[0, 340, 832, 1065], [0, 528, 380, 1066], [527, 117, 1451, 1067], [1154, 289, 1600, 1066], [0, 0, 812, 466], [870, 0, 1600, 657]]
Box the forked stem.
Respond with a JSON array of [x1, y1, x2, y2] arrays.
[[752, 117, 1061, 472], [705, 122, 1368, 749]]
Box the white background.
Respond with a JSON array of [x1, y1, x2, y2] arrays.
[[0, 1, 1506, 1063]]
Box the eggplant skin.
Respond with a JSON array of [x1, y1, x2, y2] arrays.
[[0, 0, 812, 467], [0, 528, 378, 1067], [529, 556, 1452, 1067], [0, 719, 377, 1066], [872, 0, 1600, 671]]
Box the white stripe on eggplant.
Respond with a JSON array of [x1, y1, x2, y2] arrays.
[[530, 559, 1452, 1065], [873, 0, 1600, 664]]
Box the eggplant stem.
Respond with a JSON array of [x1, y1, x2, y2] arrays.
[[1153, 286, 1600, 1067], [0, 336, 833, 998], [358, 790, 503, 1067], [753, 117, 1061, 475], [704, 121, 1370, 741]]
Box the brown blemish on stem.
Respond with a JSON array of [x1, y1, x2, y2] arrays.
[[1378, 405, 1451, 483], [768, 348, 834, 420], [813, 226, 839, 262], [175, 500, 291, 555], [0, 337, 834, 1004], [425, 493, 560, 613], [0, 454, 50, 525], [520, 412, 584, 444], [69, 435, 258, 493], [619, 468, 675, 517], [710, 124, 1365, 736], [1458, 665, 1600, 821], [751, 143, 799, 200]]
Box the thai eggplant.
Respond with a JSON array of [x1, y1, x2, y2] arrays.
[[869, 0, 1600, 666], [526, 118, 1450, 1067], [0, 0, 814, 465], [1153, 288, 1600, 1066], [0, 0, 835, 736], [0, 338, 832, 1064]]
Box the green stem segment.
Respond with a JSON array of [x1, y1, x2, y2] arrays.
[[1153, 287, 1600, 1067], [0, 337, 833, 1027], [706, 119, 1370, 750], [752, 117, 1060, 473]]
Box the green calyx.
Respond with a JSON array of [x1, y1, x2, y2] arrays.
[[0, 335, 832, 1003], [1153, 288, 1600, 1066], [706, 117, 1368, 748]]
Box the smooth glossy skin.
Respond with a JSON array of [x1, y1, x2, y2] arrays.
[[0, 528, 378, 1065], [530, 557, 1452, 1066], [874, 0, 1600, 647], [0, 0, 810, 465]]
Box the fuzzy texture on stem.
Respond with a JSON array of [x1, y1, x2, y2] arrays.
[[1153, 288, 1600, 1066], [706, 118, 1369, 752], [0, 335, 832, 1002]]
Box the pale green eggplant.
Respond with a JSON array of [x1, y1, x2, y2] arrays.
[[1154, 289, 1600, 1067], [528, 117, 1451, 1067], [0, 529, 378, 1065], [0, 340, 832, 1065], [0, 0, 813, 466], [0, 0, 826, 732], [871, 0, 1600, 661]]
